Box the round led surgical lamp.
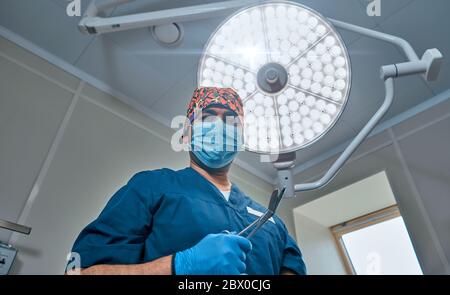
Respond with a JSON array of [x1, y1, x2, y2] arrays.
[[198, 2, 351, 155], [198, 2, 351, 196], [197, 1, 443, 198]]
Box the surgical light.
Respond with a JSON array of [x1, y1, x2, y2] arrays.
[[198, 2, 351, 155], [79, 0, 443, 198]]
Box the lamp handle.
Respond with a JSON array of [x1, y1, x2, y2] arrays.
[[0, 218, 31, 235]]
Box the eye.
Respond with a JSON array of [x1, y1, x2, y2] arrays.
[[202, 114, 216, 121]]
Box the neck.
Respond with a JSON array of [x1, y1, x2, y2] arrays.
[[190, 160, 231, 191]]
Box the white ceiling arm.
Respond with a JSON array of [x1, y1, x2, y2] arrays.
[[78, 0, 262, 34], [285, 21, 443, 197]]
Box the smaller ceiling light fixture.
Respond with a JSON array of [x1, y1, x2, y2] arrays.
[[151, 23, 184, 46]]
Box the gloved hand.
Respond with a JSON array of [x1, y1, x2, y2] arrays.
[[173, 233, 252, 275]]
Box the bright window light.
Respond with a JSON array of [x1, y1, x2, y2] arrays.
[[342, 216, 423, 275], [198, 1, 351, 154]]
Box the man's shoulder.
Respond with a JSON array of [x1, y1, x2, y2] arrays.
[[127, 167, 187, 190], [130, 168, 177, 180]]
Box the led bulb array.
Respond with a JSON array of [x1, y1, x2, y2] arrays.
[[288, 36, 348, 103], [198, 2, 351, 154], [200, 56, 257, 101], [208, 7, 267, 71]]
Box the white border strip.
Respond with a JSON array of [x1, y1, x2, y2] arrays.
[[8, 81, 85, 245]]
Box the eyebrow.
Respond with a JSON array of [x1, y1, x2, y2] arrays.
[[202, 109, 218, 116], [197, 107, 241, 124], [201, 109, 237, 118]]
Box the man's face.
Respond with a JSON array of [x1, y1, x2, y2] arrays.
[[184, 106, 243, 144], [185, 105, 244, 172]]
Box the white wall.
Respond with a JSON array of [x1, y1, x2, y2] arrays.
[[0, 36, 274, 274], [294, 214, 346, 275]]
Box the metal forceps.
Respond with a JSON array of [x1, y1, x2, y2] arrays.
[[237, 187, 286, 239]]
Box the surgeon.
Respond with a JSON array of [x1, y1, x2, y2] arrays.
[[69, 87, 306, 275]]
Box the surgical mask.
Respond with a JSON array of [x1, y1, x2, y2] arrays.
[[191, 119, 243, 169]]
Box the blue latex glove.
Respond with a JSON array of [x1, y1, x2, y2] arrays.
[[174, 233, 252, 275]]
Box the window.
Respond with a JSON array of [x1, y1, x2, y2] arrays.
[[331, 206, 423, 275]]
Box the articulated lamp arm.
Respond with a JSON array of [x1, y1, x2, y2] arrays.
[[289, 20, 443, 196]]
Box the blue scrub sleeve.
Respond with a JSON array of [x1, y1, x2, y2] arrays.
[[281, 229, 307, 275], [71, 173, 153, 268]]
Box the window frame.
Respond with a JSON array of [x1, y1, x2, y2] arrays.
[[330, 205, 401, 275]]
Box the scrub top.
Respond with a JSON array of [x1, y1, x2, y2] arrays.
[[71, 167, 307, 275]]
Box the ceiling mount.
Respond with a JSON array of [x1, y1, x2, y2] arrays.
[[151, 23, 184, 46]]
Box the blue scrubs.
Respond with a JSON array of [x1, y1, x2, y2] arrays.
[[71, 167, 306, 275]]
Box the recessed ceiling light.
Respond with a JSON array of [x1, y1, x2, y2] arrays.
[[151, 22, 184, 46]]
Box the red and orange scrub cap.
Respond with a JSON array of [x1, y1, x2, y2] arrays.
[[186, 87, 244, 123]]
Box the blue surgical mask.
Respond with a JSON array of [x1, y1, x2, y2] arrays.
[[191, 119, 243, 169]]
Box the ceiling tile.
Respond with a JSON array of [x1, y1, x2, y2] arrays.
[[0, 0, 93, 64], [392, 97, 450, 137], [358, 0, 415, 25], [379, 0, 450, 94], [344, 34, 434, 131], [75, 35, 172, 106], [150, 64, 198, 120], [379, 0, 450, 65], [106, 16, 225, 86]]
